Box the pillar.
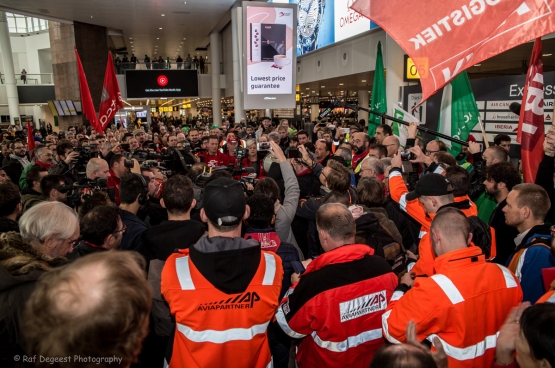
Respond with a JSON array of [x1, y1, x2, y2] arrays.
[[265, 109, 271, 118], [210, 32, 222, 127], [231, 5, 245, 123], [358, 89, 369, 124], [310, 104, 319, 122], [0, 12, 21, 126], [384, 33, 406, 117]]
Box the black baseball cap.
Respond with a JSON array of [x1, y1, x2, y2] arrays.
[[203, 178, 246, 226], [405, 173, 453, 201]]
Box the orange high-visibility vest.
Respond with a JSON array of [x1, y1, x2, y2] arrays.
[[383, 247, 522, 368], [161, 248, 283, 368]]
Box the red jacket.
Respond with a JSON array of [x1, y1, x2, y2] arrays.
[[275, 244, 398, 367], [200, 151, 230, 168], [105, 169, 121, 205]]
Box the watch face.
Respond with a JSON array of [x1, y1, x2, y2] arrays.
[[298, 0, 325, 55]]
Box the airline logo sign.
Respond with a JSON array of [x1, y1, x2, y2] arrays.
[[485, 111, 520, 121], [339, 290, 387, 322], [349, 0, 555, 101], [486, 100, 521, 110]]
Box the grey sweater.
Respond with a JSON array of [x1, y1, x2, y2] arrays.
[[274, 161, 303, 259]]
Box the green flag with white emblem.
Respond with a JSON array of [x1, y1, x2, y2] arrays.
[[369, 41, 387, 137], [437, 71, 480, 157]]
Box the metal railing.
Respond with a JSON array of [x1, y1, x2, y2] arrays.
[[114, 62, 221, 74], [1, 73, 54, 85]]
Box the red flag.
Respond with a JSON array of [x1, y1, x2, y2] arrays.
[[26, 120, 35, 158], [350, 0, 555, 102], [74, 47, 100, 131], [98, 52, 123, 132], [517, 38, 544, 183]]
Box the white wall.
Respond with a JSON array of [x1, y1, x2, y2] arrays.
[[0, 32, 50, 77], [221, 23, 234, 98], [296, 29, 386, 84]]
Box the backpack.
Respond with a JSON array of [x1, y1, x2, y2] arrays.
[[467, 216, 496, 261], [355, 212, 406, 275]]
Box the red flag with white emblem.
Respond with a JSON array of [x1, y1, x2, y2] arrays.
[[75, 47, 100, 131], [517, 38, 544, 183], [349, 0, 555, 102], [98, 52, 123, 132]]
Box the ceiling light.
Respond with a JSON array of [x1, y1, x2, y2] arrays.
[[321, 86, 325, 88], [183, 38, 186, 40], [130, 41, 133, 43], [157, 38, 159, 40], [129, 37, 132, 40], [184, 1, 187, 4], [474, 64, 481, 66], [90, 16, 93, 18], [159, 27, 163, 30], [306, 88, 309, 90], [544, 53, 553, 57], [161, 14, 165, 16], [339, 83, 344, 86], [361, 80, 366, 82]]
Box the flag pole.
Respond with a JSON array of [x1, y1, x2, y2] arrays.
[[478, 116, 489, 148], [339, 101, 469, 146]]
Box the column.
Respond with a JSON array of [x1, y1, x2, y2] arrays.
[[210, 32, 222, 127], [310, 104, 319, 122], [385, 33, 406, 117], [231, 5, 245, 123], [265, 109, 271, 118], [358, 90, 369, 124], [0, 12, 21, 126]]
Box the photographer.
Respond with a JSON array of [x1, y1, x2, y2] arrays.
[[40, 175, 67, 204], [48, 140, 79, 185]]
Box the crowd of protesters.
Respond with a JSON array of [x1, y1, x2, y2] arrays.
[[0, 115, 554, 368]]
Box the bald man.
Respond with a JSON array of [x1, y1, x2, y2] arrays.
[[86, 158, 111, 180], [382, 136, 400, 158]]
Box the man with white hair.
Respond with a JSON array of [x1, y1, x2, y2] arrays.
[[359, 156, 385, 180], [86, 157, 111, 180], [0, 201, 80, 366]]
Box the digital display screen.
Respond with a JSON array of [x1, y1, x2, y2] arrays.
[[53, 100, 65, 116], [125, 70, 199, 99], [269, 0, 380, 56], [65, 100, 78, 115], [136, 111, 147, 118]]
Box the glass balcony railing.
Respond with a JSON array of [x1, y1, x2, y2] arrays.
[[2, 73, 54, 85], [114, 62, 219, 75]]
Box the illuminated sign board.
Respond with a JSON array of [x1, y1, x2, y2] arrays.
[[269, 0, 380, 56], [125, 70, 199, 99]]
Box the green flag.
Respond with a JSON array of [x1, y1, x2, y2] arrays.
[[369, 41, 386, 137], [392, 104, 420, 147], [437, 71, 480, 157]]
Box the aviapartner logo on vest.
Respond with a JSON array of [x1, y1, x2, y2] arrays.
[[339, 291, 387, 322], [197, 291, 260, 311]]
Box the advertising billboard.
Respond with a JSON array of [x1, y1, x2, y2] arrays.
[[243, 2, 297, 109], [125, 70, 198, 99], [269, 0, 379, 56]]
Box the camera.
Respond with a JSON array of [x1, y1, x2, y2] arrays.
[[240, 176, 255, 196], [400, 149, 415, 161], [257, 142, 271, 151], [235, 146, 248, 160], [124, 158, 134, 169], [318, 122, 326, 127], [287, 147, 299, 159], [59, 178, 111, 207], [73, 145, 100, 176]]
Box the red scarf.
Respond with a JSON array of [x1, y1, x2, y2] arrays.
[[34, 160, 54, 170]]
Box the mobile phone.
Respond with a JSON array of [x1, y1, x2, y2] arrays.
[[290, 261, 306, 275], [287, 148, 299, 158], [318, 122, 326, 127], [258, 142, 271, 151], [341, 128, 350, 134]]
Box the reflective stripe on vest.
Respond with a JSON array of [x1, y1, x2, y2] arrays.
[[390, 290, 404, 302], [176, 256, 195, 290], [515, 248, 528, 281], [548, 293, 555, 304], [427, 332, 500, 361], [275, 304, 307, 339], [419, 231, 427, 239], [381, 310, 401, 344], [176, 321, 269, 344], [310, 328, 383, 353], [495, 264, 518, 289], [430, 274, 464, 305], [399, 193, 408, 212], [262, 253, 277, 285]]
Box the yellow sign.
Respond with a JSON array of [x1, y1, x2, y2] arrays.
[[295, 94, 300, 102], [150, 108, 157, 113], [158, 106, 178, 112], [182, 103, 192, 109], [406, 57, 420, 80]]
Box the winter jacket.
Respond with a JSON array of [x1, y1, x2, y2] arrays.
[[274, 161, 301, 256], [20, 189, 43, 214], [120, 210, 147, 251], [244, 228, 300, 299], [275, 244, 397, 368], [66, 241, 108, 260], [535, 153, 555, 223], [358, 205, 403, 247], [0, 232, 66, 368], [507, 224, 555, 304], [0, 219, 19, 235], [383, 246, 522, 368]]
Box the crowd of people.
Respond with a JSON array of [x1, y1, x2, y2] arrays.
[[0, 116, 554, 368]]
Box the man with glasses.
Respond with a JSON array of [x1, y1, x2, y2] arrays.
[[19, 147, 55, 190], [4, 140, 30, 185], [0, 201, 79, 366], [68, 206, 124, 259], [351, 132, 371, 171]]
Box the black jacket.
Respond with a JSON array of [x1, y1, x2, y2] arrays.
[[469, 152, 486, 200], [383, 197, 422, 253], [120, 210, 147, 251], [489, 199, 519, 266], [139, 219, 205, 267], [0, 232, 66, 368], [0, 219, 18, 235], [66, 241, 108, 260], [535, 153, 555, 223]]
